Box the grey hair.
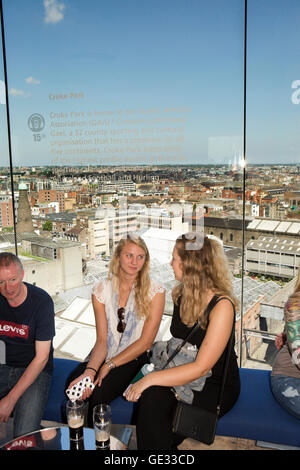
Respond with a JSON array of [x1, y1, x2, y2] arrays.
[[0, 252, 23, 272]]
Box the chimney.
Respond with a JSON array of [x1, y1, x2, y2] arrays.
[[16, 183, 34, 233]]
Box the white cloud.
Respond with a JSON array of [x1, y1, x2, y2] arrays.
[[8, 88, 31, 98], [44, 0, 65, 24], [26, 76, 41, 85], [25, 77, 41, 85], [9, 88, 25, 96]]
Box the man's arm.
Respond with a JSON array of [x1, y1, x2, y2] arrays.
[[0, 340, 51, 423]]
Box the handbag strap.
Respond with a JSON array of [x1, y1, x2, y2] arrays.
[[162, 322, 200, 370], [162, 295, 220, 370]]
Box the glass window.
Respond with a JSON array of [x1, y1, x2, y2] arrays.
[[1, 0, 299, 372]]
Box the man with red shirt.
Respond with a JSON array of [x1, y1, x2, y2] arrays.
[[0, 252, 55, 437]]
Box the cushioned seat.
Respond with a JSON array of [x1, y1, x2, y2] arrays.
[[43, 358, 137, 424], [44, 360, 299, 448], [216, 368, 300, 447], [43, 358, 80, 423]]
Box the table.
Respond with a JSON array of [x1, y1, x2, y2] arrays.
[[0, 424, 133, 451]]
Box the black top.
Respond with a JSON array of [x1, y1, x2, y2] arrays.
[[170, 296, 239, 387]]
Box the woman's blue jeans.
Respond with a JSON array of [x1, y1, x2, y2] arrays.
[[270, 374, 300, 420], [0, 365, 52, 438]]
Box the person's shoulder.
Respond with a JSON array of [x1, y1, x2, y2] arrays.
[[215, 296, 234, 306], [211, 296, 235, 314], [149, 278, 165, 299], [92, 277, 110, 291], [92, 277, 111, 302], [26, 282, 53, 304]]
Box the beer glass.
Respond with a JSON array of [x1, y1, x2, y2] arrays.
[[66, 400, 85, 442], [93, 404, 112, 450]]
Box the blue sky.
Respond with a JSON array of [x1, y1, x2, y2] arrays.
[[0, 0, 300, 166]]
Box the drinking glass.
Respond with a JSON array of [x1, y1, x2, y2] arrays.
[[93, 404, 112, 450], [66, 400, 85, 441]]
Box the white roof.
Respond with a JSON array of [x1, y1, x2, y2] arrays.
[[255, 220, 280, 231], [60, 297, 90, 321], [247, 218, 300, 234], [247, 219, 261, 229], [53, 311, 171, 361], [287, 223, 300, 234], [59, 327, 97, 361], [76, 302, 96, 326], [274, 221, 292, 233], [53, 321, 77, 350]]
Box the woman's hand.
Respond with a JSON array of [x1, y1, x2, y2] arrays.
[[94, 363, 110, 388], [275, 332, 286, 350], [67, 369, 96, 400], [124, 376, 149, 402]]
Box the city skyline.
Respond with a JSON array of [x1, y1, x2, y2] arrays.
[[0, 0, 300, 166]]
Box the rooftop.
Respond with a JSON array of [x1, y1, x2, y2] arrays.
[[247, 235, 300, 254], [247, 218, 300, 235]]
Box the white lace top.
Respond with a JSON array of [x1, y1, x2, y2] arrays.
[[92, 277, 165, 357]]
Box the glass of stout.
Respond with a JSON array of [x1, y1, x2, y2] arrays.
[[66, 400, 85, 442], [93, 404, 112, 450]]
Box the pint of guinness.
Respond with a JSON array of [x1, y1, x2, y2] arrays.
[[95, 430, 110, 450], [93, 404, 112, 451], [66, 400, 85, 445], [68, 415, 84, 441], [70, 437, 85, 451]]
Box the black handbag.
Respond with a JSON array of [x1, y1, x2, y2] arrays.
[[166, 296, 234, 445]]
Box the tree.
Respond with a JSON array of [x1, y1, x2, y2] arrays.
[[42, 221, 53, 231]]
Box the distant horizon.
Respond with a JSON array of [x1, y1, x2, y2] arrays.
[[0, 162, 300, 170]]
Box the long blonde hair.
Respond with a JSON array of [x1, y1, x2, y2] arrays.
[[172, 233, 238, 328], [108, 233, 151, 319]]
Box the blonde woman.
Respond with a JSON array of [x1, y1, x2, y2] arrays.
[[67, 233, 165, 426], [125, 234, 240, 449], [271, 269, 300, 419]]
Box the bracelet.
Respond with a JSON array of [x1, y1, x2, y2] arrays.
[[85, 366, 97, 373], [105, 358, 116, 370]]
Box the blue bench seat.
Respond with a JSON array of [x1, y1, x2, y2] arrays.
[[42, 358, 135, 425], [216, 368, 300, 448], [43, 360, 300, 448]]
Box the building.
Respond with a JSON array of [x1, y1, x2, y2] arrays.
[[64, 215, 109, 260], [16, 183, 34, 233], [136, 206, 189, 232], [246, 235, 300, 279], [202, 216, 251, 246], [202, 215, 300, 247], [20, 235, 83, 295], [38, 189, 66, 212], [101, 180, 136, 194], [284, 190, 300, 211], [0, 196, 14, 228], [34, 212, 76, 233], [104, 209, 138, 251], [87, 217, 109, 259]]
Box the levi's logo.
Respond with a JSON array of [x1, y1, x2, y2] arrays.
[[0, 320, 29, 338]]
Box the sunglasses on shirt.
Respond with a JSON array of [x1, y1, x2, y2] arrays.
[[117, 307, 126, 333]]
